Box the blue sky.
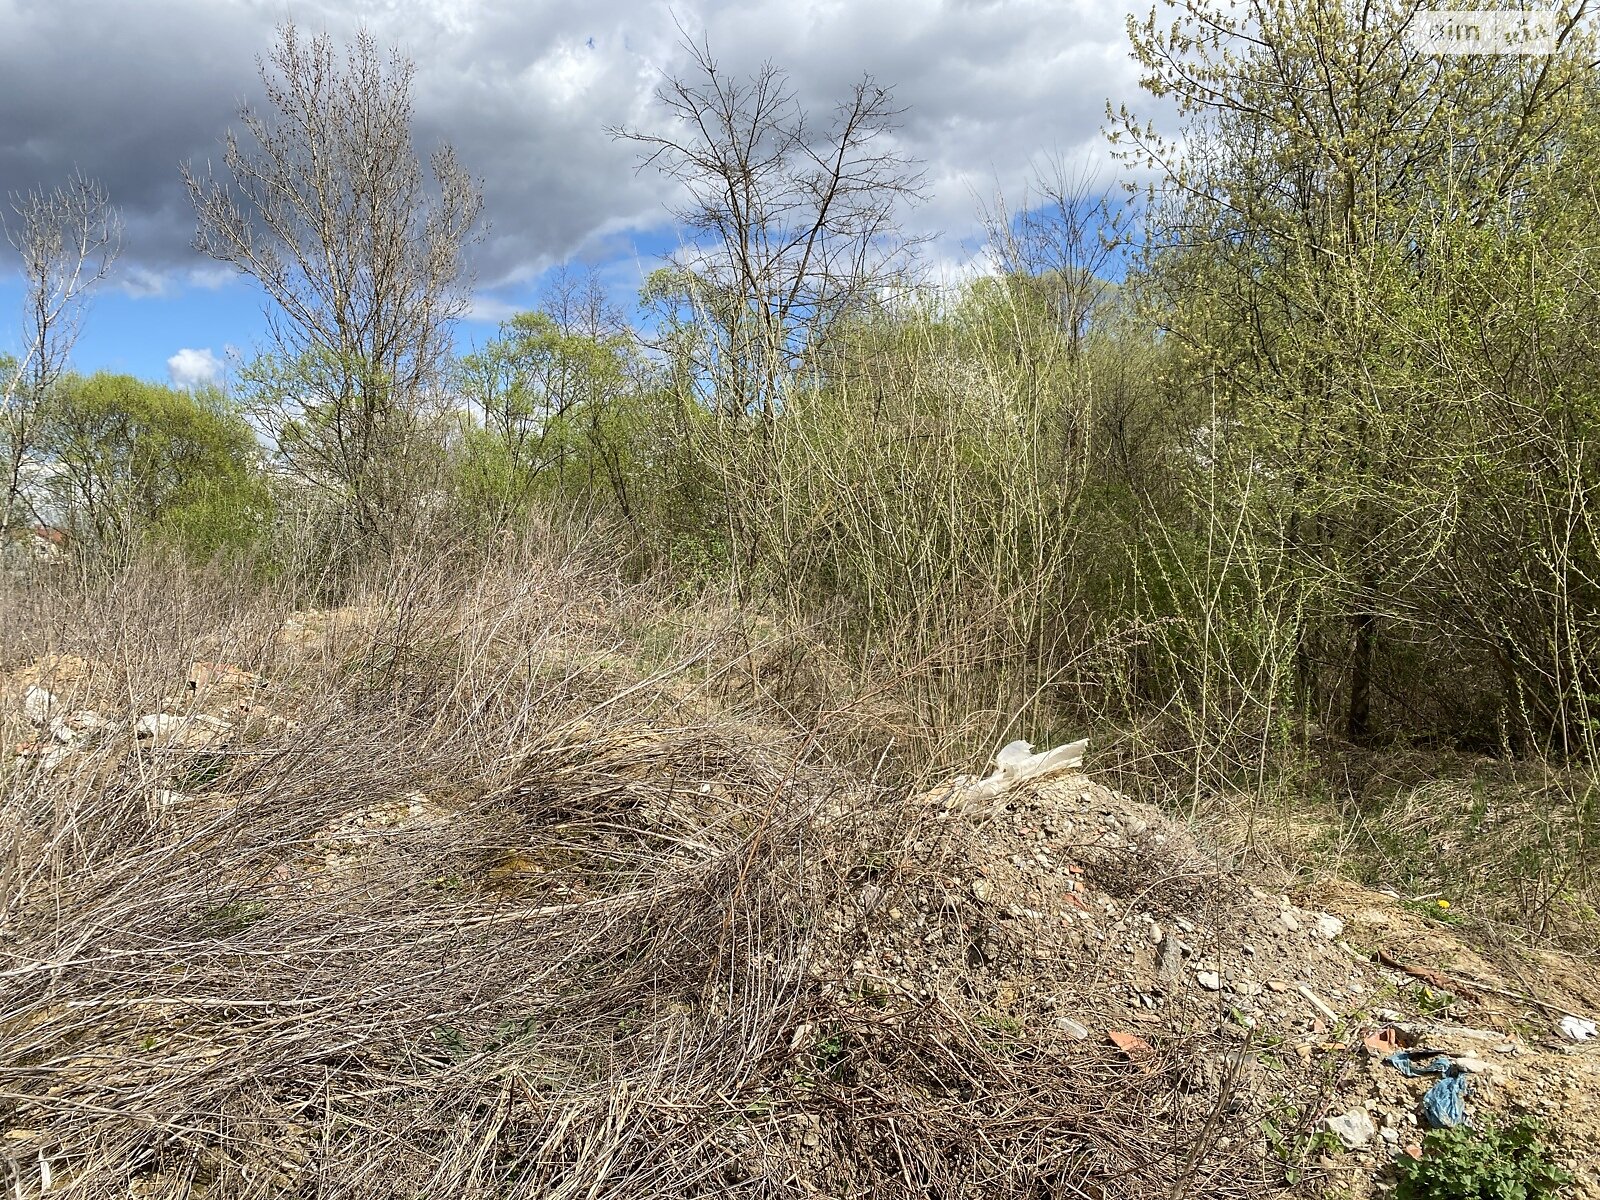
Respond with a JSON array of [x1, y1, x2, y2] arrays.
[[0, 224, 688, 387], [0, 0, 1149, 390]]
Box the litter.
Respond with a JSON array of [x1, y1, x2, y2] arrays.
[[1384, 1051, 1469, 1128], [1363, 1026, 1403, 1057], [957, 737, 1090, 804], [1107, 1030, 1152, 1056], [1385, 1050, 1451, 1077], [1558, 1015, 1596, 1042]]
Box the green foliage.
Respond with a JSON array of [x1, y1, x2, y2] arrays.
[[196, 899, 270, 937], [236, 348, 424, 541], [1395, 1119, 1572, 1200], [39, 373, 269, 560], [1111, 0, 1600, 756], [450, 305, 666, 535]]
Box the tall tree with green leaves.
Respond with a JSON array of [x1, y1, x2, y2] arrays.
[[1115, 0, 1599, 750], [453, 272, 662, 531], [39, 373, 268, 560]]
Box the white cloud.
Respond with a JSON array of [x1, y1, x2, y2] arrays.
[[116, 266, 173, 299], [167, 346, 224, 389]]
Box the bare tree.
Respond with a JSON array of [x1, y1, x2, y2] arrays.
[[184, 22, 482, 540], [981, 157, 1132, 360], [615, 34, 926, 420], [1, 173, 120, 531]]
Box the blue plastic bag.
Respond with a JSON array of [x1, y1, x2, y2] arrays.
[[1384, 1051, 1469, 1127]]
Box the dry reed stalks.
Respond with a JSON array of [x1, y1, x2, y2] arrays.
[[1, 540, 1313, 1199]]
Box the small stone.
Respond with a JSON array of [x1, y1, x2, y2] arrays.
[[1315, 914, 1345, 940], [1278, 911, 1301, 933], [1196, 971, 1222, 991], [1156, 934, 1185, 987], [971, 879, 993, 902]]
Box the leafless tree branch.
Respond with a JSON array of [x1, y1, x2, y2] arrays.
[[614, 34, 927, 419], [0, 172, 121, 531], [184, 22, 483, 542]]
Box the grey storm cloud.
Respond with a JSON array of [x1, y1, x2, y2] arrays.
[[0, 0, 1145, 296]]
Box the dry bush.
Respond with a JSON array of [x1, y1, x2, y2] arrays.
[[1, 540, 1313, 1199]]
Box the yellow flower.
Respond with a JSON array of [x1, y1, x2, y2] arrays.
[[1436, 900, 1451, 909]]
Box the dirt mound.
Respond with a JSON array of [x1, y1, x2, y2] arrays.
[[2, 619, 1596, 1197]]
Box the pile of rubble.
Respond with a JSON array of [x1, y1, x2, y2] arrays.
[[808, 737, 1600, 1195], [4, 653, 279, 776]]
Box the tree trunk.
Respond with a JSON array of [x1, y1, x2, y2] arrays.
[[1346, 611, 1377, 744]]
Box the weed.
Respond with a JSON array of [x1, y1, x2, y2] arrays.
[[1416, 986, 1457, 1017], [1263, 1103, 1340, 1184], [196, 899, 269, 936], [1394, 1118, 1571, 1200], [1403, 897, 1463, 926], [172, 750, 233, 792]]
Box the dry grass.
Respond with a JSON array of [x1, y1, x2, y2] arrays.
[[0, 538, 1317, 1199]]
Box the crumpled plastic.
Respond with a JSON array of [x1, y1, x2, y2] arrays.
[[1558, 1015, 1596, 1042], [940, 732, 1094, 809], [1385, 1051, 1469, 1128]]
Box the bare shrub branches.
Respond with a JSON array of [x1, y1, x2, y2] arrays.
[[981, 157, 1132, 359], [0, 544, 1297, 1200]]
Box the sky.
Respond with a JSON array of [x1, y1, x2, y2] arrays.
[[0, 0, 1153, 390]]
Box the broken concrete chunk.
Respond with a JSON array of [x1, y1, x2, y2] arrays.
[[137, 713, 184, 739], [1324, 1108, 1377, 1149], [1196, 970, 1222, 991], [1315, 914, 1346, 940], [21, 685, 56, 728], [136, 712, 232, 747]]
